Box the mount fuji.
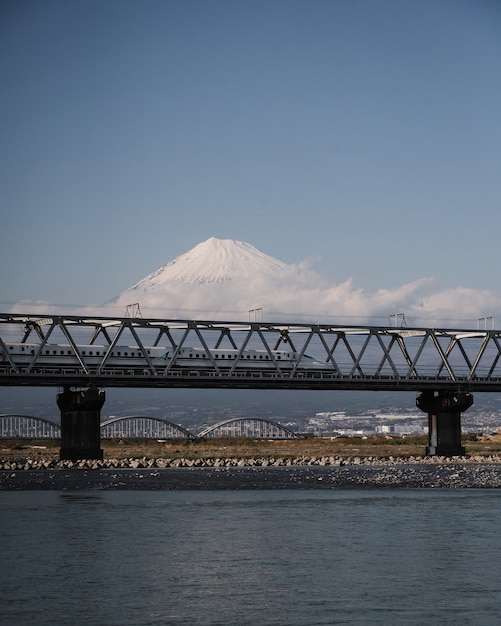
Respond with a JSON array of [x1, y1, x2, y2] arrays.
[[108, 237, 303, 320], [127, 237, 286, 289], [104, 236, 493, 325]]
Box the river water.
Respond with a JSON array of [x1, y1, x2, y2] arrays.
[[1, 489, 500, 625]]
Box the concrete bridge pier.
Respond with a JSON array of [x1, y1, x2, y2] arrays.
[[416, 390, 473, 456], [57, 386, 105, 461]]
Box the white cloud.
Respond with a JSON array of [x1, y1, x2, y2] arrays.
[[102, 271, 498, 328], [5, 259, 500, 329]]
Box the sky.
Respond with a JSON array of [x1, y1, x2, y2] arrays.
[[1, 0, 501, 326]]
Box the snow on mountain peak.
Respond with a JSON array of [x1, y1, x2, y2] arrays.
[[127, 237, 286, 291]]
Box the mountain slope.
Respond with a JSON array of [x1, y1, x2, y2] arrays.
[[128, 237, 286, 290]]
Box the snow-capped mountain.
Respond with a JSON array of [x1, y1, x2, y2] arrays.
[[104, 236, 492, 325], [127, 237, 286, 290], [107, 237, 297, 319]]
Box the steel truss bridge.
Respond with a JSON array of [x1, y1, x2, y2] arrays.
[[1, 312, 501, 391], [0, 414, 297, 440]]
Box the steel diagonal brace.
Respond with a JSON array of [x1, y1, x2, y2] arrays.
[[192, 323, 221, 374], [316, 330, 342, 375], [405, 332, 430, 378], [89, 324, 113, 346], [448, 337, 476, 379], [257, 328, 283, 374], [58, 319, 89, 374], [338, 334, 363, 376], [436, 337, 458, 377], [96, 322, 128, 374], [228, 328, 254, 375], [22, 321, 45, 342], [374, 333, 400, 377], [381, 334, 419, 379], [323, 333, 343, 374], [485, 335, 501, 378], [289, 330, 314, 378], [26, 320, 57, 373], [0, 336, 18, 372], [348, 332, 371, 377], [466, 335, 489, 380], [429, 333, 456, 380], [152, 325, 177, 349], [273, 329, 297, 353], [161, 326, 191, 375], [257, 328, 297, 377], [214, 327, 238, 350], [127, 324, 157, 375], [392, 335, 419, 379]]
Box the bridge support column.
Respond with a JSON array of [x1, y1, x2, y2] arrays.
[[57, 386, 105, 461], [416, 391, 473, 456]]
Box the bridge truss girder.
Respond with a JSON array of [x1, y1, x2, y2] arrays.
[[1, 313, 501, 391]]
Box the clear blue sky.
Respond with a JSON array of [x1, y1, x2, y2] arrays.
[[1, 0, 500, 309]]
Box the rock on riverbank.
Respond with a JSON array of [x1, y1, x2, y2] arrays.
[[2, 453, 501, 471], [2, 455, 501, 489]]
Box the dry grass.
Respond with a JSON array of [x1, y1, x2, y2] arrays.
[[3, 434, 501, 461]]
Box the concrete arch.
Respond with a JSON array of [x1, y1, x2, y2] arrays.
[[0, 414, 61, 438], [100, 416, 195, 439], [198, 418, 298, 439]]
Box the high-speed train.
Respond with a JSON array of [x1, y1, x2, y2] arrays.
[[0, 342, 330, 369]]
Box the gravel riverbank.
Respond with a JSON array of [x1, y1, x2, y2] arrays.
[[2, 455, 501, 489]]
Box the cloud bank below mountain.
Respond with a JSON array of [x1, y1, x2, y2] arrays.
[[7, 238, 501, 327]]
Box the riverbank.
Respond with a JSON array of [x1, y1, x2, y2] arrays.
[[2, 464, 501, 490], [3, 436, 501, 489], [3, 433, 501, 463]]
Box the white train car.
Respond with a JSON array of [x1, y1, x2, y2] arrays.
[[0, 343, 330, 370]]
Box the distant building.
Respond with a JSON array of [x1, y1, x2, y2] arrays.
[[375, 424, 425, 435]]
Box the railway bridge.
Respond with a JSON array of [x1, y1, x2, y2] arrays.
[[2, 312, 501, 459]]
